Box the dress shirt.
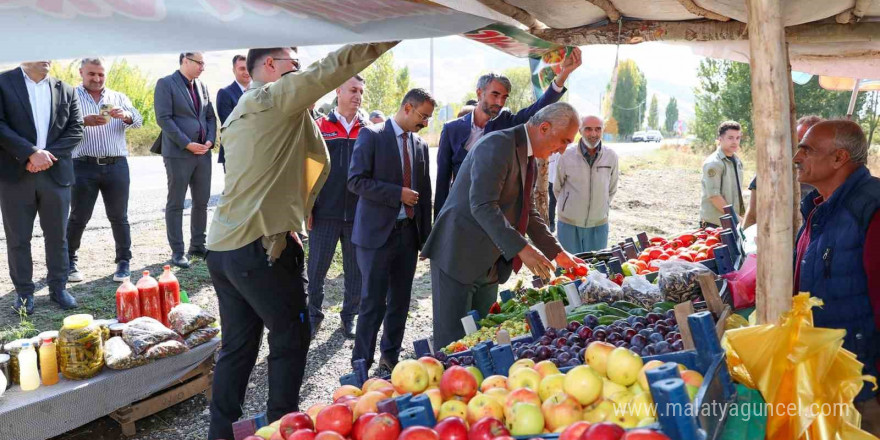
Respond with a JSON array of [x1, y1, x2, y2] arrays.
[[334, 110, 356, 134], [21, 67, 51, 150], [390, 118, 415, 220], [73, 86, 143, 158], [237, 81, 248, 93]]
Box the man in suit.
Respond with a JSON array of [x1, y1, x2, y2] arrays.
[[0, 61, 83, 314], [153, 52, 217, 268], [215, 54, 250, 172], [348, 88, 435, 371], [434, 48, 582, 218], [423, 103, 584, 349]]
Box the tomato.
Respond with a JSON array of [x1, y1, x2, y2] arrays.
[[695, 252, 709, 261], [575, 265, 588, 277], [679, 253, 694, 262], [638, 253, 652, 263], [634, 261, 648, 271], [706, 237, 720, 247], [677, 234, 695, 247]]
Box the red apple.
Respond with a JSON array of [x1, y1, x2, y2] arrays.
[[582, 421, 626, 440], [280, 412, 314, 438], [398, 426, 440, 440], [439, 366, 478, 403], [287, 429, 316, 440], [313, 432, 344, 440], [559, 421, 591, 440], [242, 437, 263, 440], [362, 413, 401, 440], [314, 403, 354, 437], [434, 416, 468, 440], [351, 413, 377, 440], [621, 429, 671, 440], [468, 417, 510, 440], [334, 394, 358, 405], [269, 429, 285, 440]]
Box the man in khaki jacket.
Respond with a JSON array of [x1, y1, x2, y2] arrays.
[[700, 120, 746, 228], [204, 42, 397, 440]]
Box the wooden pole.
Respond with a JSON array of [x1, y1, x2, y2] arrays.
[[747, 0, 794, 324], [786, 44, 802, 238]]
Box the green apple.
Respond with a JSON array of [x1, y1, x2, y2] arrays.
[[637, 416, 657, 427], [534, 360, 561, 379], [582, 400, 614, 423], [538, 373, 566, 401], [638, 360, 665, 391], [563, 365, 603, 406], [466, 366, 484, 388], [602, 378, 627, 400], [505, 402, 544, 436], [508, 366, 541, 391], [607, 347, 643, 386], [585, 341, 616, 376], [254, 426, 278, 439], [630, 391, 655, 420], [508, 358, 535, 376]]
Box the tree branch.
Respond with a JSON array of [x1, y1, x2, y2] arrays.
[[474, 0, 546, 31], [584, 0, 621, 22], [675, 0, 731, 21]]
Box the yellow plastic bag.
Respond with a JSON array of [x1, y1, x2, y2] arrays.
[[722, 293, 878, 440]]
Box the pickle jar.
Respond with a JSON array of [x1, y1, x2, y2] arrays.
[[3, 339, 29, 384], [58, 314, 105, 380]]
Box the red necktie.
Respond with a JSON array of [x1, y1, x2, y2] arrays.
[[401, 133, 414, 219], [512, 157, 536, 273], [188, 80, 205, 143]]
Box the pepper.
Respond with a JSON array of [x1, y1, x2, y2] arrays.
[[488, 302, 501, 315]]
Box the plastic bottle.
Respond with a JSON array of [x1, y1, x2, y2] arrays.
[[18, 342, 40, 391], [116, 277, 141, 323], [39, 338, 59, 386], [136, 271, 162, 323], [158, 265, 180, 327]]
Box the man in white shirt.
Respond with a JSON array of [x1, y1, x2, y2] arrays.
[[0, 61, 83, 314]]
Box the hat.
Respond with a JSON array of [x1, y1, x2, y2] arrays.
[[369, 110, 385, 120]]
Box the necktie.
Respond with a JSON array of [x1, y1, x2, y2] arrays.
[[401, 133, 414, 219], [512, 156, 537, 273], [188, 80, 205, 143]]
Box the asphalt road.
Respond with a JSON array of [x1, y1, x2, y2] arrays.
[[0, 141, 663, 236]]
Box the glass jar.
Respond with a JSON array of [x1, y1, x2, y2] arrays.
[[3, 339, 29, 385], [58, 314, 104, 380]]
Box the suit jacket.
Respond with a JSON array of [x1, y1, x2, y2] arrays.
[[422, 125, 563, 285], [434, 84, 565, 218], [348, 119, 432, 250], [215, 81, 244, 165], [0, 68, 83, 186], [151, 71, 216, 158]]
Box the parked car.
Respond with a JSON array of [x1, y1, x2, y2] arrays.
[[632, 131, 647, 142], [646, 130, 663, 142]]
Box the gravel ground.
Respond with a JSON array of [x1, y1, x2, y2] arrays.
[[0, 145, 701, 439]]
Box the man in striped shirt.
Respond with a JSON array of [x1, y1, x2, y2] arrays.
[[67, 58, 143, 282]]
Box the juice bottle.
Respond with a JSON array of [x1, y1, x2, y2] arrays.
[[116, 277, 141, 323], [39, 338, 59, 386], [136, 271, 162, 324], [18, 341, 40, 391], [158, 265, 180, 327]]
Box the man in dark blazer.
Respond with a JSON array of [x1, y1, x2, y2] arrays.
[[0, 62, 83, 314], [215, 54, 250, 171], [422, 103, 584, 349], [434, 48, 582, 218], [348, 88, 435, 371], [153, 51, 217, 268]]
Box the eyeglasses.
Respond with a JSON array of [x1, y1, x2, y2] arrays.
[[186, 57, 205, 67], [414, 109, 432, 122], [272, 57, 301, 71]]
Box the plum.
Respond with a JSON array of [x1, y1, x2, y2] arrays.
[[646, 313, 663, 324], [630, 334, 648, 348], [539, 336, 552, 346], [583, 315, 600, 328], [567, 321, 581, 332], [649, 333, 664, 343], [578, 347, 587, 362], [593, 329, 607, 341], [577, 326, 593, 340]]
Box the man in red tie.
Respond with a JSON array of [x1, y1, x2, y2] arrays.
[[422, 102, 584, 349], [348, 88, 435, 372]]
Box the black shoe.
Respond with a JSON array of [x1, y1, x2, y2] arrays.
[[187, 249, 207, 260], [378, 356, 397, 373], [342, 320, 356, 339], [13, 294, 34, 315], [50, 289, 78, 310], [113, 260, 130, 282], [310, 320, 322, 340], [171, 254, 191, 268]]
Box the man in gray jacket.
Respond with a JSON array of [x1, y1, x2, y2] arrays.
[[554, 115, 618, 253], [152, 52, 217, 268]]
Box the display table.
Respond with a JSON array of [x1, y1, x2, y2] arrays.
[[0, 338, 219, 440]]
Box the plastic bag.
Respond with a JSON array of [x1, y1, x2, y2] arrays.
[[184, 327, 219, 348], [168, 304, 216, 335], [144, 339, 187, 361], [722, 253, 757, 309], [123, 317, 183, 356], [656, 259, 712, 303], [578, 271, 622, 304], [103, 337, 148, 370], [621, 275, 663, 308]]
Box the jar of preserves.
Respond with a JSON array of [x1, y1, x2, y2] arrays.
[[136, 271, 162, 324], [158, 265, 180, 327], [116, 277, 141, 323], [58, 314, 104, 380], [3, 339, 29, 384]]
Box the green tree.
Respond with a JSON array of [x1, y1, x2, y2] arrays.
[[693, 59, 752, 149], [794, 76, 865, 119], [610, 59, 646, 137], [362, 52, 411, 117], [664, 97, 679, 134], [647, 94, 659, 129], [637, 70, 647, 130], [862, 91, 880, 146], [500, 66, 534, 113]]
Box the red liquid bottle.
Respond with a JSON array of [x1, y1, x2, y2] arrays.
[[136, 271, 162, 324], [158, 265, 180, 327], [115, 277, 141, 323]]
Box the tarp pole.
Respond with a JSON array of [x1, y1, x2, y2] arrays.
[[847, 78, 862, 119]]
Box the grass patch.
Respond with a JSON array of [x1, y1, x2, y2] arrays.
[[620, 143, 758, 175], [0, 309, 39, 345]]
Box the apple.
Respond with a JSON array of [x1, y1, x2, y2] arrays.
[[270, 420, 281, 429], [504, 387, 542, 418], [607, 347, 644, 386], [480, 375, 508, 392], [398, 426, 439, 440], [354, 391, 387, 418], [585, 341, 616, 376], [418, 356, 445, 387], [287, 429, 317, 440], [541, 393, 583, 432], [636, 417, 657, 427], [351, 413, 377, 440], [423, 388, 443, 417], [637, 360, 665, 391], [280, 412, 314, 438], [362, 412, 401, 440], [607, 412, 639, 429], [621, 428, 671, 439], [583, 400, 614, 423], [583, 421, 625, 439], [602, 378, 627, 400], [558, 421, 591, 440], [563, 365, 603, 406], [306, 403, 327, 422], [466, 366, 484, 388], [363, 378, 395, 396], [342, 396, 359, 414], [314, 403, 353, 437], [680, 370, 704, 401], [629, 382, 644, 395], [466, 393, 504, 425], [434, 416, 468, 440], [269, 428, 285, 440], [629, 392, 655, 420], [438, 399, 468, 421], [254, 426, 278, 439], [538, 373, 566, 401], [313, 432, 344, 440], [468, 417, 510, 440], [534, 360, 561, 379], [439, 366, 478, 403], [607, 390, 634, 406], [243, 437, 263, 440], [483, 387, 509, 408], [334, 394, 358, 405], [333, 384, 363, 402], [508, 358, 535, 376], [504, 402, 544, 436], [508, 367, 541, 391], [391, 359, 430, 395]]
